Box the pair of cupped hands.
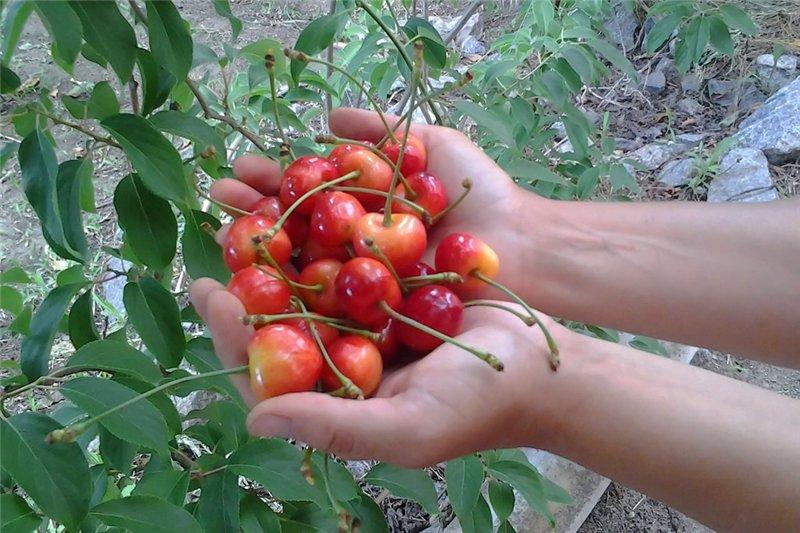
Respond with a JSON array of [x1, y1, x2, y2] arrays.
[[190, 108, 570, 467]]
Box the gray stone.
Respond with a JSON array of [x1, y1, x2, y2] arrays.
[[707, 78, 735, 106], [676, 133, 706, 147], [680, 71, 702, 93], [430, 9, 484, 55], [738, 83, 767, 112], [756, 53, 798, 89], [605, 0, 639, 51], [737, 75, 800, 163], [756, 53, 799, 71], [707, 148, 778, 203], [677, 97, 703, 115], [644, 71, 666, 94], [655, 57, 678, 80], [657, 158, 695, 186], [626, 141, 691, 170]]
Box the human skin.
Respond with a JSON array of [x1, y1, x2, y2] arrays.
[[191, 108, 800, 531]]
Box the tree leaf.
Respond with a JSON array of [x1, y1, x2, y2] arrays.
[[137, 48, 177, 116], [123, 277, 185, 367], [68, 1, 138, 82], [0, 64, 21, 94], [403, 17, 447, 69], [65, 339, 162, 384], [87, 81, 119, 120], [115, 376, 182, 438], [587, 37, 638, 80], [56, 159, 89, 259], [488, 479, 515, 521], [488, 460, 554, 525], [454, 100, 516, 147], [0, 493, 41, 533], [0, 413, 91, 530], [181, 209, 229, 283], [145, 0, 193, 82], [68, 289, 100, 349], [0, 266, 31, 284], [0, 286, 24, 316], [187, 399, 248, 454], [114, 174, 177, 270], [709, 15, 734, 57], [645, 11, 685, 54], [185, 337, 245, 407], [240, 493, 281, 532], [150, 110, 225, 166], [90, 496, 203, 533], [195, 462, 241, 533], [132, 469, 190, 507], [291, 13, 347, 81], [342, 491, 388, 533], [212, 0, 242, 40], [460, 493, 493, 533], [1, 0, 33, 62], [98, 426, 138, 475], [33, 1, 83, 72], [101, 113, 189, 205], [444, 455, 484, 524], [718, 4, 756, 36], [20, 283, 82, 380], [60, 376, 170, 455], [364, 463, 439, 515]]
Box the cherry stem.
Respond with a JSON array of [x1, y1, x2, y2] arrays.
[[241, 312, 346, 326], [402, 272, 463, 287], [464, 300, 536, 326], [254, 264, 323, 293], [266, 52, 294, 163], [287, 49, 396, 143], [199, 221, 218, 239], [378, 301, 504, 371], [45, 365, 249, 444], [330, 186, 430, 222], [255, 248, 302, 299], [326, 323, 381, 343], [301, 447, 315, 486], [292, 297, 364, 400], [471, 270, 560, 370], [430, 178, 472, 224], [194, 179, 252, 217], [361, 237, 408, 294]]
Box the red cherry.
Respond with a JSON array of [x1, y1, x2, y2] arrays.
[[371, 317, 400, 365], [227, 266, 290, 316], [396, 285, 464, 352], [309, 191, 366, 247], [393, 171, 448, 218], [320, 335, 383, 397], [248, 324, 323, 400], [404, 262, 436, 277], [223, 215, 293, 272], [298, 259, 344, 317], [279, 156, 338, 215], [435, 233, 500, 292], [280, 316, 340, 347], [335, 257, 402, 326], [252, 196, 309, 248], [380, 133, 427, 177], [295, 239, 351, 270], [352, 213, 427, 275], [337, 149, 393, 211], [328, 143, 370, 172]]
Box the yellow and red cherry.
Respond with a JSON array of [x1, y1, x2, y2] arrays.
[[404, 261, 436, 278], [396, 285, 464, 352], [320, 335, 383, 397], [279, 155, 338, 215], [227, 265, 291, 316], [393, 171, 448, 218], [328, 143, 371, 172], [309, 191, 366, 247], [337, 149, 393, 211], [223, 215, 292, 272], [380, 132, 427, 177], [252, 196, 309, 248], [334, 257, 402, 326], [352, 213, 427, 275], [280, 316, 340, 347], [295, 239, 351, 270], [371, 317, 400, 365], [298, 259, 344, 318], [435, 232, 500, 292], [248, 324, 323, 400]]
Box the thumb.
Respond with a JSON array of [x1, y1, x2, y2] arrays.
[[246, 393, 426, 466]]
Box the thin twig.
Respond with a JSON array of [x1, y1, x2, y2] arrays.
[[444, 0, 483, 45], [36, 110, 121, 148]]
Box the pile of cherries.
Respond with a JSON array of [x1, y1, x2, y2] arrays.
[[221, 132, 547, 401]]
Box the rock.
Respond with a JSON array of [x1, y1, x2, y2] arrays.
[[655, 57, 678, 80], [644, 71, 666, 94], [707, 148, 778, 202], [614, 137, 640, 152], [676, 133, 706, 147], [738, 83, 767, 112], [707, 79, 735, 106], [582, 108, 602, 126], [677, 97, 703, 115], [680, 71, 702, 93], [755, 53, 798, 89], [460, 35, 486, 55], [657, 158, 695, 186], [429, 9, 484, 55], [605, 0, 639, 51], [627, 141, 691, 170], [737, 75, 800, 163]]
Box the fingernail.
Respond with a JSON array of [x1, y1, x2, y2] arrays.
[[247, 413, 295, 438]]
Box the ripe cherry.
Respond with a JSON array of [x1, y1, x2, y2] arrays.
[[371, 317, 400, 365], [280, 316, 340, 347], [352, 213, 427, 275], [248, 324, 323, 400], [223, 215, 293, 272], [252, 196, 309, 247], [435, 233, 500, 292], [380, 133, 427, 177], [328, 143, 370, 171], [227, 265, 291, 316], [335, 257, 402, 326], [396, 285, 464, 352], [298, 259, 344, 317], [295, 239, 351, 270], [320, 335, 383, 397], [337, 149, 393, 211], [404, 261, 436, 278], [309, 191, 366, 247], [393, 171, 448, 218], [279, 156, 338, 215]]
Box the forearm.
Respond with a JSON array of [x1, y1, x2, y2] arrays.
[[534, 334, 800, 531], [515, 197, 800, 366]]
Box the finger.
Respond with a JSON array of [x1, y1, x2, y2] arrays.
[[330, 107, 428, 144], [247, 392, 424, 465], [210, 178, 265, 213], [233, 154, 282, 196], [189, 278, 226, 320], [214, 223, 230, 246]]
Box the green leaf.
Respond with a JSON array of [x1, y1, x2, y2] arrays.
[[240, 38, 285, 74], [364, 463, 439, 516], [445, 455, 484, 524], [609, 163, 638, 192], [60, 376, 170, 455], [102, 113, 189, 204], [11, 305, 32, 336], [196, 463, 241, 533], [291, 13, 347, 81], [33, 1, 83, 72], [489, 479, 516, 521], [145, 0, 193, 82], [454, 100, 516, 147], [69, 1, 138, 82], [0, 286, 24, 316], [20, 283, 82, 380], [56, 159, 90, 259], [68, 289, 100, 349], [212, 0, 242, 40], [181, 209, 229, 283], [709, 15, 734, 56], [114, 174, 177, 270], [0, 266, 31, 284], [1, 493, 40, 533], [560, 44, 594, 83], [240, 493, 281, 532], [541, 476, 573, 505], [628, 335, 668, 356], [132, 469, 190, 507], [497, 520, 517, 533], [645, 11, 685, 53], [66, 340, 162, 385], [587, 37, 638, 80], [503, 158, 566, 185], [718, 4, 756, 36], [81, 42, 107, 68], [185, 337, 245, 407], [0, 65, 21, 94], [342, 492, 388, 533], [1, 0, 33, 62], [86, 81, 120, 120], [123, 277, 185, 367], [137, 48, 177, 116], [460, 493, 493, 533], [90, 496, 203, 533], [0, 413, 91, 530], [187, 399, 248, 453], [99, 426, 138, 475], [56, 265, 85, 286], [150, 110, 225, 165], [116, 376, 182, 437], [488, 460, 553, 525], [403, 17, 447, 69]]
